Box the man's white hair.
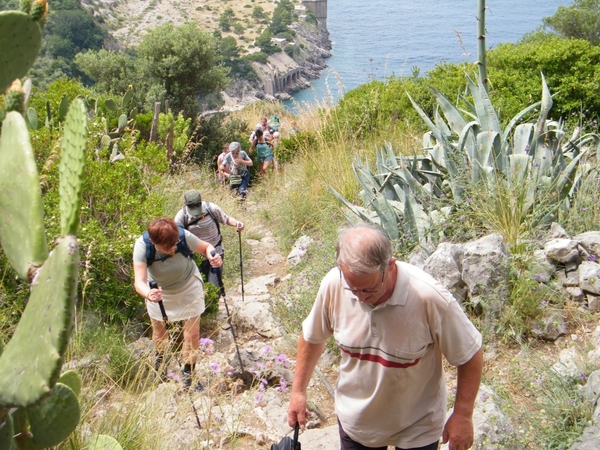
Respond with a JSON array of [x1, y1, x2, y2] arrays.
[[336, 224, 392, 274]]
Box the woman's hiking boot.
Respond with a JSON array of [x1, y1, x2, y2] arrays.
[[182, 364, 204, 393], [154, 353, 168, 382]]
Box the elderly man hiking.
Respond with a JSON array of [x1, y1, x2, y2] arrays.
[[175, 189, 244, 296], [288, 224, 483, 450]]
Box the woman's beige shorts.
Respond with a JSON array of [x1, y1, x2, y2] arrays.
[[146, 268, 205, 321]]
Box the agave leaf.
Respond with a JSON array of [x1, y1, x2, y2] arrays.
[[407, 91, 444, 143], [569, 163, 593, 197], [442, 145, 465, 201], [458, 94, 477, 118], [473, 131, 495, 181], [353, 161, 380, 199], [434, 106, 452, 139], [534, 142, 553, 177], [370, 195, 399, 239], [328, 187, 373, 223], [539, 73, 553, 124], [501, 100, 542, 149], [429, 86, 468, 135], [513, 123, 534, 155], [428, 142, 446, 171], [465, 73, 501, 133], [457, 121, 480, 163], [531, 74, 554, 151], [554, 151, 585, 198]]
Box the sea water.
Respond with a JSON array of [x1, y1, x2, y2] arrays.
[[289, 0, 570, 107]]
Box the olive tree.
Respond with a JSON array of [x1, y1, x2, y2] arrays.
[[543, 0, 600, 45], [137, 23, 229, 113]]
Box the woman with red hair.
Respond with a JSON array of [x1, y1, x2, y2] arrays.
[[133, 217, 222, 391]]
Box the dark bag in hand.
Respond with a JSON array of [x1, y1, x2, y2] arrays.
[[270, 423, 300, 450]]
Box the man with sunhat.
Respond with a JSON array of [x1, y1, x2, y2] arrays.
[[174, 189, 244, 295]]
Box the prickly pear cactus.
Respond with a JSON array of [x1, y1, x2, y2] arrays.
[[0, 11, 42, 92], [0, 111, 48, 280], [28, 382, 80, 448], [0, 235, 79, 408], [60, 98, 88, 236], [85, 434, 124, 450]]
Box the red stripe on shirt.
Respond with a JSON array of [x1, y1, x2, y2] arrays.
[[340, 347, 421, 368]]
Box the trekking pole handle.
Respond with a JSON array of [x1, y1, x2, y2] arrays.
[[149, 280, 168, 323], [210, 250, 218, 274]]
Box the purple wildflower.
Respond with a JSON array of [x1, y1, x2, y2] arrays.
[[276, 353, 290, 366], [210, 362, 220, 374], [262, 345, 272, 355], [533, 274, 542, 281], [588, 255, 597, 262]]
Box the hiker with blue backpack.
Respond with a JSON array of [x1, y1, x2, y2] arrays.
[[174, 189, 244, 296], [133, 217, 222, 392]]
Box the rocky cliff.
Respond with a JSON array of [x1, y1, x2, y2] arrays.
[[223, 19, 332, 109]]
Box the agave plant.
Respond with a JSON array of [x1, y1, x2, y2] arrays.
[[331, 72, 600, 247]]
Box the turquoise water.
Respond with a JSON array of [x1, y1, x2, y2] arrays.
[[289, 0, 570, 107]]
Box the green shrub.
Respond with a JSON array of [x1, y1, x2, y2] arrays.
[[243, 52, 268, 64], [134, 111, 154, 140], [202, 281, 221, 317], [276, 132, 315, 163], [487, 34, 600, 124]]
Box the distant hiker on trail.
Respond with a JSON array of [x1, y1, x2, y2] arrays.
[[174, 189, 244, 296], [249, 128, 275, 176], [250, 116, 274, 143], [221, 141, 252, 199], [133, 217, 222, 392], [217, 143, 231, 185], [271, 114, 280, 131], [288, 223, 483, 450]]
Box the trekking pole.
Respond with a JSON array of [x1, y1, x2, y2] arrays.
[[238, 232, 245, 303], [211, 250, 247, 376], [151, 281, 202, 429], [149, 281, 169, 328]]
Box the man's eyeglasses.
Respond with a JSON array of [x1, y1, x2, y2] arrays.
[[340, 269, 386, 295]]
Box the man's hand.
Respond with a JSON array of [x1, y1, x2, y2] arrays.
[[287, 391, 310, 429], [236, 222, 245, 232], [442, 411, 474, 450], [208, 251, 222, 268]]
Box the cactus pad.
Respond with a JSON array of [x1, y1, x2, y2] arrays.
[[26, 106, 39, 130], [0, 413, 13, 450], [0, 236, 79, 408], [104, 98, 118, 111], [0, 111, 48, 280], [58, 370, 81, 397], [85, 434, 124, 450], [59, 98, 88, 236], [27, 382, 80, 448], [0, 11, 42, 92]]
